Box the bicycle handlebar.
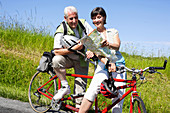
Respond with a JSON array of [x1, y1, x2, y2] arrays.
[[117, 60, 167, 74]]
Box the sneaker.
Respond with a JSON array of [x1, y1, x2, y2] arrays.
[[53, 85, 71, 100]]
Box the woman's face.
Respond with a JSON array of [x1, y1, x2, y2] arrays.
[[92, 14, 105, 28]]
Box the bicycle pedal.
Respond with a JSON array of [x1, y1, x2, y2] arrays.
[[51, 98, 62, 111], [33, 92, 40, 97]]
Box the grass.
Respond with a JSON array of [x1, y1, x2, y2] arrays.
[[0, 16, 170, 113]]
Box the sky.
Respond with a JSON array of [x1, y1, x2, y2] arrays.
[[0, 0, 170, 57]]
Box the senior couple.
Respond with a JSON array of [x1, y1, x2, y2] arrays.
[[52, 6, 126, 113]]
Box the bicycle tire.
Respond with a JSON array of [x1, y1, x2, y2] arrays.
[[28, 71, 57, 113], [132, 96, 147, 113]]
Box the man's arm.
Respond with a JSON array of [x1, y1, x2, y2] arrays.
[[54, 33, 84, 55], [53, 33, 69, 55]]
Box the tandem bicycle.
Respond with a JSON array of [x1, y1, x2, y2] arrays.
[[28, 50, 167, 113]]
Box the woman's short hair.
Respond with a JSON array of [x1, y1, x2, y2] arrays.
[[64, 6, 78, 18], [91, 7, 107, 24]]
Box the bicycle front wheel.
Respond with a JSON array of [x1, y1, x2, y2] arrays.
[[28, 71, 57, 113], [132, 96, 147, 113]]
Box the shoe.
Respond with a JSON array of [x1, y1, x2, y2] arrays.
[[53, 85, 71, 100]]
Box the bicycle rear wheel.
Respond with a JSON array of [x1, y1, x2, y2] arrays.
[[28, 71, 57, 113], [132, 96, 147, 113]]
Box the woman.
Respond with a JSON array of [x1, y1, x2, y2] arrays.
[[79, 7, 126, 113]]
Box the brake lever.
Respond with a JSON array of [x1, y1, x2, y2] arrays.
[[155, 71, 163, 75]]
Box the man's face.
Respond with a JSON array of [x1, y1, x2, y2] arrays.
[[64, 11, 78, 29]]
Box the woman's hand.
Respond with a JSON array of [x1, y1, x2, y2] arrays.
[[108, 63, 116, 72], [101, 39, 109, 47], [86, 51, 94, 59]]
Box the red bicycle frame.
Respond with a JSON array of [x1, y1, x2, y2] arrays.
[[36, 72, 139, 113]]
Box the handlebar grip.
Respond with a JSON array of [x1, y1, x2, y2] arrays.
[[149, 60, 167, 70], [163, 60, 167, 69]]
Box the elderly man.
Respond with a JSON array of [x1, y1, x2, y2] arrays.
[[52, 6, 93, 108]]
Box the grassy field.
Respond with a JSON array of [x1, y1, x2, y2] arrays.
[[0, 19, 169, 113]]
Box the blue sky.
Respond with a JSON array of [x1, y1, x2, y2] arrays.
[[1, 0, 170, 57]]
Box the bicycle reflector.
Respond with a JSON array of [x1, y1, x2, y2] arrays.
[[100, 80, 118, 99]]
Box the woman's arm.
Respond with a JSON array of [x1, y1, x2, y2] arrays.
[[97, 55, 116, 72], [109, 33, 120, 51]]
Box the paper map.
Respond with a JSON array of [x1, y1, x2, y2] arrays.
[[80, 29, 118, 63]]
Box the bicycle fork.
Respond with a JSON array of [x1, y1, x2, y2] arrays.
[[129, 84, 141, 113]]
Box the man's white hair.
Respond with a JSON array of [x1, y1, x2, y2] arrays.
[[64, 6, 78, 18]]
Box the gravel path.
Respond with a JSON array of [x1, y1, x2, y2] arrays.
[[0, 97, 35, 113], [0, 97, 70, 113]]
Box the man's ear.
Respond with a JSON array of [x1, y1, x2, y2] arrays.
[[64, 16, 67, 21]]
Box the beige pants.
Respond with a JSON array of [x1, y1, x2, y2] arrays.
[[84, 61, 126, 113], [52, 55, 88, 104]]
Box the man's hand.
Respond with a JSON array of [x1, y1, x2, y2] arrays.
[[86, 51, 94, 59]]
